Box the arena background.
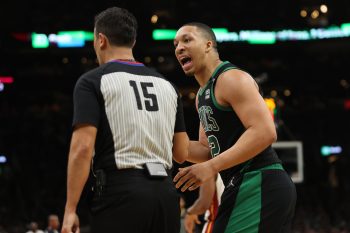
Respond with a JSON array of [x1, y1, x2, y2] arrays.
[[0, 0, 350, 232]]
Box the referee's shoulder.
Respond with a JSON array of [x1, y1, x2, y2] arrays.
[[144, 66, 166, 80], [78, 64, 108, 82], [145, 67, 179, 92]]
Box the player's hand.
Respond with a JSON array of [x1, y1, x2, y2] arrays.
[[61, 212, 80, 233], [174, 162, 216, 192], [184, 213, 201, 233]]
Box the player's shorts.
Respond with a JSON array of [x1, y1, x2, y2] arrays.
[[89, 169, 180, 233], [213, 163, 297, 233]]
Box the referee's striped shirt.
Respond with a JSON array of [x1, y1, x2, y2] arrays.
[[72, 60, 186, 171]]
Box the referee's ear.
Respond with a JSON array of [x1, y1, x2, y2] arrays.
[[97, 33, 108, 50], [172, 132, 189, 164]]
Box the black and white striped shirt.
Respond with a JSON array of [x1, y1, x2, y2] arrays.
[[72, 60, 185, 171]]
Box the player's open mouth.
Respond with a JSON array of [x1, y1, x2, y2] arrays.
[[179, 56, 193, 71]]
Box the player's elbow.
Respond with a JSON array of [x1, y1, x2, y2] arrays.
[[173, 149, 188, 164], [264, 126, 277, 145], [271, 130, 277, 143]]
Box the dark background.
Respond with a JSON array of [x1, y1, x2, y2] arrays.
[[0, 0, 350, 232]]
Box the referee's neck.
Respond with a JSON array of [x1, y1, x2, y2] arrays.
[[101, 46, 135, 64]]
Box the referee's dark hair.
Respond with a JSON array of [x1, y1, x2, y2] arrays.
[[184, 22, 218, 51], [94, 7, 138, 47]]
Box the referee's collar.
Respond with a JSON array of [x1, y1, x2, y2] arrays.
[[108, 59, 144, 66]]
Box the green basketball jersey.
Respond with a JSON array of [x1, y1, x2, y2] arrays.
[[197, 61, 281, 186]]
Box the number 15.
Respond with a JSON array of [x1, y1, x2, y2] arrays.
[[129, 80, 159, 111]]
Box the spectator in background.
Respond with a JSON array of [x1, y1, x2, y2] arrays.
[[44, 215, 59, 233], [26, 221, 44, 233]]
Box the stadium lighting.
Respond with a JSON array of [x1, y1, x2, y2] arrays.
[[320, 5, 328, 13], [0, 76, 14, 84], [0, 155, 7, 163], [27, 22, 350, 48], [151, 15, 158, 24], [153, 22, 350, 43], [321, 146, 342, 156], [300, 10, 307, 18], [311, 10, 320, 19], [32, 33, 49, 48]]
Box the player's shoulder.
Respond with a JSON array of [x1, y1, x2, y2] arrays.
[[219, 66, 254, 85], [216, 66, 256, 95], [222, 67, 252, 80]]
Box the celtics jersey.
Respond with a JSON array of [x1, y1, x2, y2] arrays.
[[197, 61, 281, 186]]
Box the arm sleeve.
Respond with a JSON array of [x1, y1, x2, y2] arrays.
[[174, 91, 186, 132], [72, 76, 100, 128]]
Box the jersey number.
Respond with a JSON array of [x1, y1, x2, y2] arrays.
[[129, 80, 159, 111], [208, 135, 220, 157]]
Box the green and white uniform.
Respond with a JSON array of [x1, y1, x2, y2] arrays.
[[197, 61, 296, 233]]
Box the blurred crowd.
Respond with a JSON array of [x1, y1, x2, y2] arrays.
[[0, 214, 60, 233]]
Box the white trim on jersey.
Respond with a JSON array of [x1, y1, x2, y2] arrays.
[[100, 72, 178, 169]]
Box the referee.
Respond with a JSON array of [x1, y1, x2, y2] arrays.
[[61, 7, 189, 233]]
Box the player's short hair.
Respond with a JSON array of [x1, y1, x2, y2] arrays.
[[184, 22, 217, 50], [94, 7, 137, 47]]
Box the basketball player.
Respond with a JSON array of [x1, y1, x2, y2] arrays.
[[61, 7, 189, 233], [173, 22, 297, 232]]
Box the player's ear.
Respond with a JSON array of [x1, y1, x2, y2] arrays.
[[205, 40, 214, 53]]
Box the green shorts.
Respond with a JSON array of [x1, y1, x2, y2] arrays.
[[213, 164, 297, 233]]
